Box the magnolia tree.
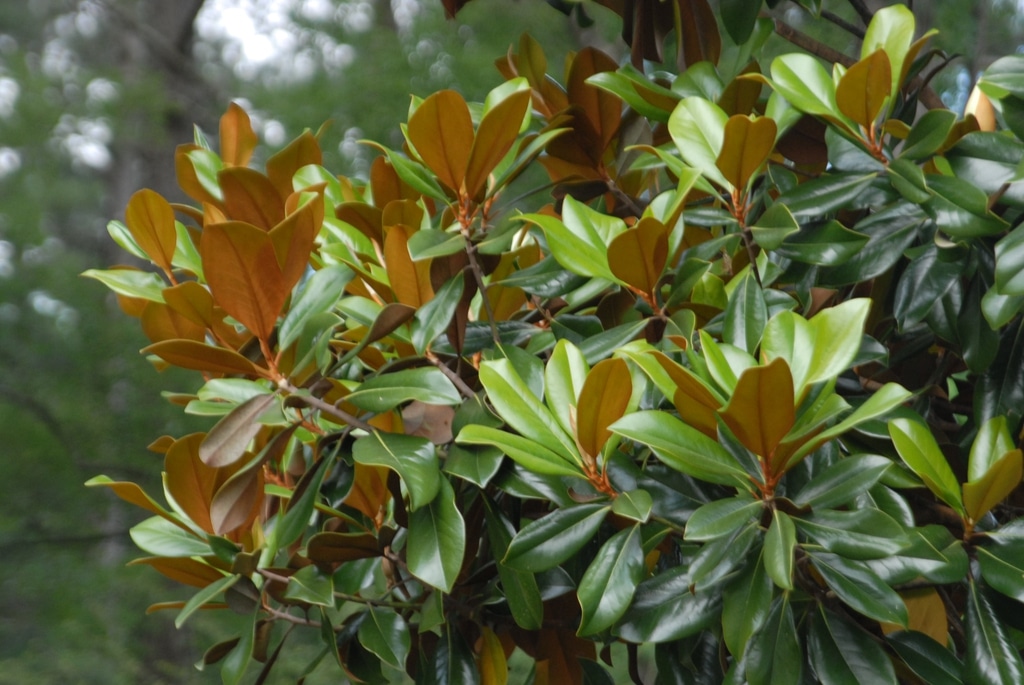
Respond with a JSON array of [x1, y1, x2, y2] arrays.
[[85, 1, 1024, 682]]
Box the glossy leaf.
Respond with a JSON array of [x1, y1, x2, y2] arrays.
[[720, 357, 795, 466], [723, 272, 768, 355], [792, 454, 892, 509], [352, 431, 440, 511], [129, 516, 210, 557], [545, 339, 589, 438], [346, 367, 461, 413], [407, 90, 473, 192], [964, 576, 1024, 684], [503, 504, 610, 572], [861, 4, 916, 98], [175, 573, 240, 629], [576, 524, 644, 635], [465, 88, 531, 199], [722, 553, 773, 656], [209, 466, 263, 535], [763, 510, 797, 590], [278, 265, 350, 350], [963, 449, 1023, 523], [607, 217, 668, 296], [82, 267, 167, 302], [455, 424, 581, 478], [668, 96, 730, 189], [889, 417, 965, 516], [358, 606, 410, 670], [407, 477, 465, 592], [219, 101, 257, 167], [716, 114, 777, 191], [412, 272, 465, 355], [685, 497, 763, 542], [887, 631, 964, 685], [575, 357, 631, 460], [614, 566, 721, 643], [809, 607, 897, 684], [774, 220, 869, 267], [836, 50, 891, 128], [745, 596, 802, 685], [611, 410, 749, 486], [811, 552, 908, 626], [977, 541, 1024, 602]]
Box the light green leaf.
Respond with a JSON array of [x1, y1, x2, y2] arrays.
[[889, 417, 964, 516], [686, 496, 763, 542], [455, 424, 581, 478], [175, 574, 238, 629], [130, 516, 210, 557], [346, 367, 461, 413]]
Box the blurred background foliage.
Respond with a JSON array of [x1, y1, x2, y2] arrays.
[[0, 0, 1021, 681]]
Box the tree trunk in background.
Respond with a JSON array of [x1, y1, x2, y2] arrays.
[[100, 0, 216, 264]]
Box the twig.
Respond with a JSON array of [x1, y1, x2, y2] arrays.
[[426, 351, 476, 399], [278, 380, 376, 433]]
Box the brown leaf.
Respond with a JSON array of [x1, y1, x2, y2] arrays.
[[575, 358, 632, 461], [720, 358, 796, 473], [269, 196, 320, 293], [162, 281, 216, 329], [140, 301, 206, 343], [407, 90, 474, 193], [343, 462, 391, 525], [201, 220, 289, 341], [653, 352, 722, 439], [129, 556, 228, 588], [142, 339, 260, 376], [306, 531, 381, 567], [384, 224, 434, 307], [608, 217, 668, 296], [125, 189, 178, 274], [567, 48, 621, 154], [715, 115, 777, 191], [266, 131, 322, 201], [836, 50, 892, 129], [165, 433, 218, 532], [210, 467, 264, 535], [218, 167, 285, 230], [219, 102, 258, 167], [465, 89, 532, 200]]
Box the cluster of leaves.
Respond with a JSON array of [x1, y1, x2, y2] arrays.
[[86, 1, 1024, 683]]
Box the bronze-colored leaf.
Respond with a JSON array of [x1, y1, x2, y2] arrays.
[[336, 201, 384, 247], [219, 102, 258, 168], [836, 50, 892, 129], [129, 556, 227, 588], [719, 358, 796, 472], [383, 224, 434, 307], [142, 339, 259, 376], [306, 531, 381, 567], [407, 90, 474, 193], [125, 189, 177, 274], [576, 358, 632, 461], [165, 433, 217, 532], [608, 217, 668, 296], [963, 449, 1023, 523], [210, 467, 264, 535], [678, 0, 721, 68], [175, 143, 221, 206], [653, 352, 722, 439], [269, 196, 320, 292], [567, 47, 621, 154], [218, 167, 285, 230], [882, 587, 948, 645], [715, 115, 777, 191], [85, 476, 193, 534], [343, 462, 391, 526], [266, 131, 322, 200], [162, 281, 216, 329], [370, 154, 420, 207], [140, 301, 206, 343], [382, 198, 425, 234], [719, 61, 763, 117], [465, 89, 532, 200], [201, 220, 288, 341]]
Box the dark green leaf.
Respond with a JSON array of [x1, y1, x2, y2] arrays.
[[614, 567, 721, 643], [819, 203, 926, 286], [810, 552, 908, 626], [278, 264, 351, 350], [772, 172, 876, 220], [745, 595, 802, 685], [483, 499, 543, 630], [977, 541, 1024, 602], [353, 432, 440, 511], [795, 509, 907, 560], [407, 478, 465, 592], [894, 244, 964, 329], [774, 220, 869, 266], [504, 504, 610, 572], [763, 510, 797, 590], [887, 631, 963, 685], [442, 443, 503, 488], [358, 606, 411, 670], [965, 576, 1024, 684], [792, 454, 892, 509], [577, 524, 644, 635], [722, 554, 773, 656], [412, 273, 465, 355], [685, 496, 763, 542], [809, 607, 897, 684], [723, 273, 768, 355], [720, 0, 763, 43]]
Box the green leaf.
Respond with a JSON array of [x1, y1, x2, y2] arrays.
[[353, 431, 440, 511], [995, 224, 1024, 296], [130, 516, 210, 557], [483, 499, 543, 630], [722, 554, 774, 656], [774, 220, 869, 266], [763, 510, 797, 590], [81, 268, 166, 302], [668, 96, 730, 189], [443, 443, 503, 488], [685, 496, 763, 542], [479, 358, 580, 466], [926, 174, 1009, 238], [611, 489, 654, 523], [406, 229, 466, 260], [278, 265, 350, 350], [894, 244, 964, 329], [455, 424, 581, 478], [745, 595, 802, 685], [978, 54, 1024, 99], [772, 173, 876, 221], [520, 202, 619, 282], [964, 575, 1024, 684], [750, 202, 799, 251], [285, 564, 335, 606], [720, 0, 763, 43], [795, 509, 907, 560], [809, 607, 898, 684], [723, 273, 768, 355], [412, 272, 465, 355], [544, 339, 589, 438], [357, 606, 411, 670], [175, 573, 238, 628], [611, 411, 750, 486], [963, 449, 1023, 523], [407, 478, 465, 592], [861, 4, 916, 98], [346, 367, 461, 413], [887, 631, 963, 685], [220, 613, 255, 685], [810, 552, 908, 626], [977, 541, 1024, 602], [793, 454, 892, 509], [900, 109, 957, 160], [770, 53, 854, 132], [819, 203, 926, 287], [577, 524, 644, 635], [504, 504, 610, 572], [889, 417, 964, 516], [614, 567, 721, 643]]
